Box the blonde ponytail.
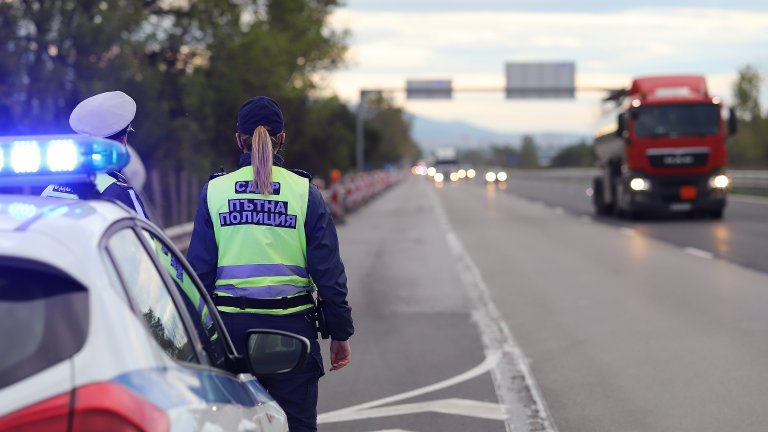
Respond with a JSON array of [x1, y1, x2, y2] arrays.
[[251, 125, 273, 195]]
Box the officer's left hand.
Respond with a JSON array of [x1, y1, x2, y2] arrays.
[[330, 340, 351, 371]]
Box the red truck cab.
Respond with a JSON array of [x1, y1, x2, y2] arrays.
[[593, 75, 736, 219]]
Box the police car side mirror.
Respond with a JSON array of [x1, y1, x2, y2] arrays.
[[245, 329, 309, 375]]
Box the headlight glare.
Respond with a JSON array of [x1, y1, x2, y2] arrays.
[[629, 177, 650, 191], [709, 174, 729, 188]]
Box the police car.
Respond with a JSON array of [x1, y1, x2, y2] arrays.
[[0, 135, 307, 431]]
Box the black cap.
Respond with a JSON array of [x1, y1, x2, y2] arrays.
[[237, 96, 284, 136]]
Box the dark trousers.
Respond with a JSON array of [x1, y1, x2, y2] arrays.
[[221, 311, 324, 432]]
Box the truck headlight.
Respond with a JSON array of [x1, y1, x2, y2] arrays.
[[709, 174, 729, 188], [629, 177, 650, 191]]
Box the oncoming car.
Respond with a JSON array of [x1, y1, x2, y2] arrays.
[[0, 135, 307, 431]]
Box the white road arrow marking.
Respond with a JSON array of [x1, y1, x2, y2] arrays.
[[318, 352, 501, 423], [320, 399, 505, 424]]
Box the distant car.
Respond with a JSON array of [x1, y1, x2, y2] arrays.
[[0, 135, 308, 432]]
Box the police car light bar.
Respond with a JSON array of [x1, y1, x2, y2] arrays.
[[0, 134, 130, 186]]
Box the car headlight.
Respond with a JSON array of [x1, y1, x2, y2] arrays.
[[450, 172, 459, 182], [434, 172, 444, 183], [497, 171, 508, 182], [427, 167, 437, 177], [629, 177, 650, 191], [485, 172, 496, 182], [709, 174, 729, 188], [466, 169, 476, 179]]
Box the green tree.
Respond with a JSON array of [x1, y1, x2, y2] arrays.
[[363, 94, 420, 168], [0, 0, 147, 134], [550, 141, 595, 167], [0, 0, 421, 187], [189, 0, 349, 172], [458, 148, 490, 166], [729, 64, 767, 167], [519, 135, 540, 168], [287, 96, 356, 177], [733, 65, 762, 122], [488, 144, 520, 167]]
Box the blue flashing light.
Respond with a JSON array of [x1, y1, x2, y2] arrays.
[[47, 139, 79, 172], [11, 140, 41, 173], [0, 134, 130, 185]]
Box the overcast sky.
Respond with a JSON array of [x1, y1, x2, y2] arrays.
[[323, 1, 768, 136]]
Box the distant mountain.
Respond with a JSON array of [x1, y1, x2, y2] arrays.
[[409, 114, 589, 154]]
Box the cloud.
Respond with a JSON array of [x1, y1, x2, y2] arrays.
[[326, 6, 768, 134]]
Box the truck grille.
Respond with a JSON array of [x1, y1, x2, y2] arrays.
[[647, 148, 709, 168]]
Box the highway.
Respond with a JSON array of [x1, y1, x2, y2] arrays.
[[317, 175, 768, 432], [504, 176, 768, 274]]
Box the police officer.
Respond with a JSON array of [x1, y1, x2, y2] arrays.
[[186, 96, 354, 432], [42, 91, 150, 220]]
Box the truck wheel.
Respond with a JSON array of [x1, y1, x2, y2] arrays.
[[593, 177, 611, 216]]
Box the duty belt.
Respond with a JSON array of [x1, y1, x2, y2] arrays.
[[213, 292, 314, 310]]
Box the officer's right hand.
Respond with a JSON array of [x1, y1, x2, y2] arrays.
[[329, 340, 351, 371]]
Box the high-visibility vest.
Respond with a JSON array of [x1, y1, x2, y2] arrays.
[[207, 165, 312, 315]]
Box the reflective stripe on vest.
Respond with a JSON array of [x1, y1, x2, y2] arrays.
[[207, 165, 311, 315]]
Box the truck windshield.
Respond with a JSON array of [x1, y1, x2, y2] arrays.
[[632, 104, 720, 138]]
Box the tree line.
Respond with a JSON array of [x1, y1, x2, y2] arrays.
[[0, 0, 419, 180]]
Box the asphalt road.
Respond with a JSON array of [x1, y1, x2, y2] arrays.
[[502, 176, 768, 274], [318, 175, 768, 432]]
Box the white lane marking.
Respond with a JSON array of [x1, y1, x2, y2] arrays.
[[317, 352, 501, 423], [621, 227, 636, 236], [684, 247, 714, 259], [427, 184, 557, 432], [323, 399, 505, 424]]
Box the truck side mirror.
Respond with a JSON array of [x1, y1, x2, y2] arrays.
[[727, 108, 738, 136], [244, 329, 309, 375], [616, 114, 627, 137]]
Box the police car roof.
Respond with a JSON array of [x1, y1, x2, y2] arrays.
[[0, 195, 134, 281]]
